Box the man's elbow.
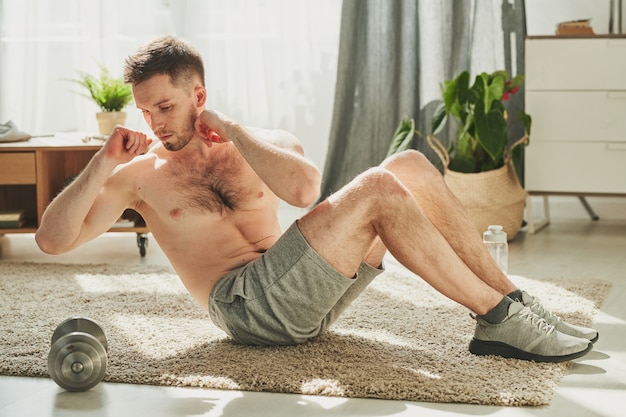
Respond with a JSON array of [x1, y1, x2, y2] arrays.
[[293, 190, 318, 208], [35, 230, 70, 255], [293, 172, 321, 208]]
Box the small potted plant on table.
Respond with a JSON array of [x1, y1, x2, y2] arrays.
[[72, 65, 133, 135]]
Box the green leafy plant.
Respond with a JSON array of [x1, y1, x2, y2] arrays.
[[388, 70, 531, 175], [71, 65, 133, 112]]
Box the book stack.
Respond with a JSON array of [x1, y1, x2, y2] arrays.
[[0, 210, 25, 228], [556, 19, 595, 36]]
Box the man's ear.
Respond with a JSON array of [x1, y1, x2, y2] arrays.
[[194, 85, 207, 108]]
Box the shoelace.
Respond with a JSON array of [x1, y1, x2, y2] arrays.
[[528, 297, 561, 324], [518, 307, 555, 335]]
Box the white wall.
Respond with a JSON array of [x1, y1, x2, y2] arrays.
[[526, 0, 616, 35]]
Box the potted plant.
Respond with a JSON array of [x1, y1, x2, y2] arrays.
[[388, 70, 532, 240], [71, 64, 133, 135]]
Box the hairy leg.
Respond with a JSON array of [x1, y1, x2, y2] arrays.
[[298, 165, 502, 315], [380, 151, 517, 296]]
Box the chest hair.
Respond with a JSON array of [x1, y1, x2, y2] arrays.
[[168, 153, 246, 215]]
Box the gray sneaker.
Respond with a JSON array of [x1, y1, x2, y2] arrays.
[[469, 301, 592, 362], [521, 291, 599, 343]]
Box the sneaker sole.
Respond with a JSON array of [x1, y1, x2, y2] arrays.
[[468, 338, 593, 363]]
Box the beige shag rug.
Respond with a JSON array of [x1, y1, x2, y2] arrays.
[[0, 262, 611, 406]]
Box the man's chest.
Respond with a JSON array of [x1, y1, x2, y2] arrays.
[[136, 152, 266, 218]]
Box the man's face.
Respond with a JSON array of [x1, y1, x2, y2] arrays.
[[132, 73, 201, 151]]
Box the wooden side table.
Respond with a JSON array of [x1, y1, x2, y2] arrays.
[[0, 134, 149, 256]]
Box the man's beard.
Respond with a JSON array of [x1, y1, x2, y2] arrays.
[[161, 107, 198, 151]]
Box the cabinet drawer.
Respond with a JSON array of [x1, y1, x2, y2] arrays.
[[527, 91, 626, 142], [526, 38, 626, 90], [525, 141, 626, 194], [0, 152, 36, 184]]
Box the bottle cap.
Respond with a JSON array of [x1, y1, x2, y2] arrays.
[[483, 225, 507, 243]]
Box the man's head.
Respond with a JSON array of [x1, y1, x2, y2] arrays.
[[125, 36, 207, 151], [124, 35, 205, 88]]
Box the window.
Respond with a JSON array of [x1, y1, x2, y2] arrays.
[[0, 0, 341, 168]]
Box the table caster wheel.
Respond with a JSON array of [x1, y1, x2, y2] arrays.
[[136, 233, 148, 257]]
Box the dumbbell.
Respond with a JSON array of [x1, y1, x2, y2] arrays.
[[47, 317, 108, 392]]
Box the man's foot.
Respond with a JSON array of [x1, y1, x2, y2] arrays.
[[520, 291, 599, 343], [469, 302, 592, 362]]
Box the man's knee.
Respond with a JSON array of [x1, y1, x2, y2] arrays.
[[382, 149, 432, 171], [381, 149, 442, 186], [355, 167, 412, 202]]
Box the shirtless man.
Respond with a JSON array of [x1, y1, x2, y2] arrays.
[[36, 36, 596, 362]]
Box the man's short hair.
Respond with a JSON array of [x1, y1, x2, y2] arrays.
[[124, 35, 205, 87]]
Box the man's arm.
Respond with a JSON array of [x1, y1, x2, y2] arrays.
[[195, 110, 321, 208], [35, 127, 152, 254]]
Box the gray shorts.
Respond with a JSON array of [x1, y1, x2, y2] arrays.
[[208, 221, 384, 345]]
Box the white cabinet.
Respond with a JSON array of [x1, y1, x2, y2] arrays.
[[524, 36, 626, 231]]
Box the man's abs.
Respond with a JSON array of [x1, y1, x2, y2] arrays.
[[139, 206, 282, 309]]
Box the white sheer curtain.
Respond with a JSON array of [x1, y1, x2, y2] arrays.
[[0, 0, 341, 168], [0, 0, 162, 133]]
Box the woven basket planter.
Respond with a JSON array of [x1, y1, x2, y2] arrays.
[[428, 135, 527, 241]]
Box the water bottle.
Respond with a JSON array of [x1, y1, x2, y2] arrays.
[[483, 225, 508, 274]]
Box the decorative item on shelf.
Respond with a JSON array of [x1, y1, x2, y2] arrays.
[[0, 210, 26, 228], [556, 19, 594, 36], [70, 64, 133, 136], [387, 70, 532, 240]]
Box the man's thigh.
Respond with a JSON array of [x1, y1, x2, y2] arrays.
[[298, 178, 384, 278]]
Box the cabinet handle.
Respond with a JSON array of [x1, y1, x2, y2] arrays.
[[607, 143, 626, 151]]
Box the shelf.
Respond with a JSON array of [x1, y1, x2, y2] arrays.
[[0, 227, 38, 234], [0, 220, 38, 234], [0, 224, 148, 235], [108, 226, 149, 233]]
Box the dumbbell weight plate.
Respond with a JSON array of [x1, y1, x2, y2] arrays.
[[51, 317, 108, 351], [48, 332, 108, 392]]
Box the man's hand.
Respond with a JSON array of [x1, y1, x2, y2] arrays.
[[195, 110, 231, 147], [102, 126, 153, 164], [194, 109, 320, 207]]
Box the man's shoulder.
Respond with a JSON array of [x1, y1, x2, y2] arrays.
[[117, 151, 160, 170], [108, 152, 161, 187]]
